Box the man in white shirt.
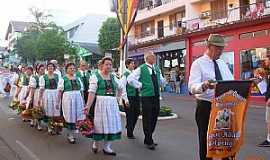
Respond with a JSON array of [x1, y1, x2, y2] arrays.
[[128, 51, 165, 150], [121, 58, 140, 139], [188, 34, 234, 160]]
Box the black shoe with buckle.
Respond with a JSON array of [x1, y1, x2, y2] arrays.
[[92, 147, 98, 154], [258, 140, 270, 147], [146, 144, 156, 150], [103, 149, 116, 156]]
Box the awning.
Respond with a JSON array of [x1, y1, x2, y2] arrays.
[[129, 41, 185, 57]]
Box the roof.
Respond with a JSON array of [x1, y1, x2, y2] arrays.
[[5, 21, 34, 40], [78, 42, 102, 56]]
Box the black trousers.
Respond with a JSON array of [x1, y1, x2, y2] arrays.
[[83, 90, 88, 104], [196, 100, 235, 160], [141, 96, 160, 145], [123, 96, 140, 137]]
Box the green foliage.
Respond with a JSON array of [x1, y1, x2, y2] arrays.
[[159, 106, 173, 117], [15, 8, 77, 64], [98, 17, 120, 67]]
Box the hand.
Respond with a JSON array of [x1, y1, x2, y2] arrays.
[[84, 106, 90, 114], [202, 80, 216, 91], [266, 99, 270, 107], [124, 100, 129, 109]]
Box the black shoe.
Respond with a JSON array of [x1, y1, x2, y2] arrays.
[[258, 140, 270, 147], [92, 147, 98, 154], [103, 149, 116, 156], [153, 143, 158, 146], [127, 136, 136, 139], [146, 144, 155, 150]]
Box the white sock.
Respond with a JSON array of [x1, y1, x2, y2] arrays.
[[104, 141, 113, 152], [93, 141, 98, 148], [267, 134, 270, 142]]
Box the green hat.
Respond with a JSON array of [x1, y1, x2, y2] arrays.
[[207, 34, 225, 47]]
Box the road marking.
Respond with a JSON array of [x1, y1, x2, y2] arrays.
[[16, 140, 40, 160]]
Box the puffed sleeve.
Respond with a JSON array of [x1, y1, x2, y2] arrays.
[[29, 76, 37, 88], [88, 74, 98, 93], [114, 76, 123, 90], [57, 78, 64, 91], [39, 76, 45, 89]]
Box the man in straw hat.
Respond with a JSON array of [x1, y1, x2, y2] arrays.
[[188, 34, 234, 160], [128, 51, 165, 150]]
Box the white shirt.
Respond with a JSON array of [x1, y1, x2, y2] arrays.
[[127, 63, 165, 89], [188, 54, 234, 102], [121, 69, 132, 102]]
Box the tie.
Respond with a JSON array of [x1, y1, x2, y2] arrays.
[[151, 66, 156, 75], [213, 60, 223, 81]]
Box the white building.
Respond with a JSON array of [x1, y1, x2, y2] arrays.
[[5, 21, 34, 51], [64, 14, 107, 43]]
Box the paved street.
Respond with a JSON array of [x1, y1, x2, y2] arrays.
[[0, 94, 269, 160]]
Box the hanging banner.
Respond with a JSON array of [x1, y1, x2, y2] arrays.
[[207, 80, 253, 158], [112, 0, 139, 48]]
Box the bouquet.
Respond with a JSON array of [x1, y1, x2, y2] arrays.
[[48, 117, 65, 133], [21, 109, 33, 119], [76, 118, 94, 138], [9, 100, 19, 110], [17, 104, 26, 114], [31, 107, 45, 119]]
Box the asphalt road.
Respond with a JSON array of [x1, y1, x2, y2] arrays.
[[0, 94, 269, 160]]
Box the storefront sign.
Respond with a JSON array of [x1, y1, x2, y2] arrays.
[[207, 80, 252, 158]]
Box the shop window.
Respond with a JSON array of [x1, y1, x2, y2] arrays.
[[254, 30, 267, 38], [240, 47, 270, 96], [220, 51, 234, 75], [239, 32, 253, 39]]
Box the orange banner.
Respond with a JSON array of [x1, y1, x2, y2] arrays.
[[207, 80, 252, 158]]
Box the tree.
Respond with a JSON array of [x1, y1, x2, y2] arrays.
[[98, 17, 120, 67], [15, 8, 77, 64]]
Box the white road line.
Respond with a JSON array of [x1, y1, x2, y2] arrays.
[[15, 140, 40, 160]]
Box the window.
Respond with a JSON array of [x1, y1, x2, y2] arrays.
[[240, 47, 270, 96], [169, 10, 185, 30], [140, 21, 155, 38], [210, 0, 227, 20]]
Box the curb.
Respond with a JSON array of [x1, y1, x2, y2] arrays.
[[119, 111, 178, 120]]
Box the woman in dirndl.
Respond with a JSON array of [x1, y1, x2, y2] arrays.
[[38, 63, 60, 135], [10, 67, 20, 98], [85, 57, 123, 156], [27, 64, 45, 130], [57, 63, 85, 144]]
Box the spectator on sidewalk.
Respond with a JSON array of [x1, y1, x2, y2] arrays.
[[258, 58, 270, 147], [188, 34, 234, 160]]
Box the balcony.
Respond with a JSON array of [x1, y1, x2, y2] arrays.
[[136, 0, 183, 22], [129, 2, 270, 48], [185, 2, 270, 33]]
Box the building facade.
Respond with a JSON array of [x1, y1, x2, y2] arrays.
[[128, 0, 270, 98]]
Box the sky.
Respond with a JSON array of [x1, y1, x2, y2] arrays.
[[0, 0, 115, 46]]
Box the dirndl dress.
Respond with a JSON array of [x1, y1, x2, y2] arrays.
[[88, 72, 123, 141], [18, 75, 30, 104], [58, 76, 85, 130], [39, 74, 60, 118], [10, 73, 19, 97], [26, 75, 40, 108]]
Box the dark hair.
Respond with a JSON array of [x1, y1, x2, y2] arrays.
[[101, 57, 113, 64], [125, 58, 134, 67], [47, 62, 56, 70], [37, 64, 45, 72], [26, 66, 33, 72], [65, 62, 75, 70]]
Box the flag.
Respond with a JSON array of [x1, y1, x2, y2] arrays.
[[207, 80, 252, 158]]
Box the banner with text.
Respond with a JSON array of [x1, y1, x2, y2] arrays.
[[207, 80, 252, 158]]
